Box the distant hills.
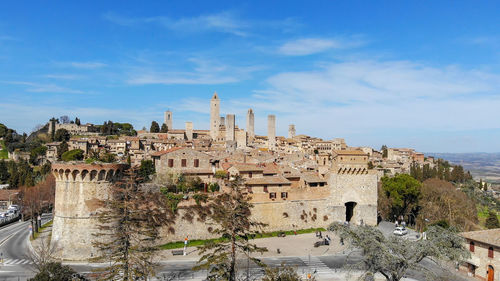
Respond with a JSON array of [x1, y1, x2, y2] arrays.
[[427, 152, 500, 183]]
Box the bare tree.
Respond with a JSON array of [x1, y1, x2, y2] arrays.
[[193, 176, 268, 281], [27, 235, 58, 273], [59, 115, 70, 124]]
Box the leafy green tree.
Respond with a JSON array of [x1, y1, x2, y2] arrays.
[[209, 182, 220, 192], [61, 149, 84, 162], [99, 153, 116, 163], [194, 176, 268, 281], [150, 121, 160, 133], [139, 159, 155, 181], [329, 223, 470, 281], [57, 141, 68, 160], [381, 174, 421, 219], [160, 123, 168, 133], [29, 262, 84, 281], [75, 117, 81, 126], [485, 210, 500, 229], [0, 123, 8, 138], [381, 145, 388, 158], [367, 161, 374, 169], [0, 160, 9, 183], [54, 129, 70, 142]]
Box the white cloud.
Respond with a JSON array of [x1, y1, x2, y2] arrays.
[[68, 61, 107, 69], [127, 58, 262, 85], [103, 11, 248, 36], [43, 74, 83, 80], [278, 37, 365, 56], [1, 81, 84, 94]]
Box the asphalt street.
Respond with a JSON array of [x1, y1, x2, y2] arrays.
[[0, 219, 473, 281], [0, 214, 52, 280]]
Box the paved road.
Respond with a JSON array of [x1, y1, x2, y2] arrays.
[[0, 218, 472, 281], [0, 214, 52, 280]]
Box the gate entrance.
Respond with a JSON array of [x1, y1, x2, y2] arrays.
[[345, 201, 357, 222]]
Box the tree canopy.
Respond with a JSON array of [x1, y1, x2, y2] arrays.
[[61, 149, 84, 162], [381, 174, 421, 219], [150, 121, 160, 133], [54, 129, 70, 142], [329, 223, 470, 281]]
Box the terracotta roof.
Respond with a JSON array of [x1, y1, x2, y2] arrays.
[[263, 163, 279, 174], [461, 229, 500, 247], [301, 172, 326, 183], [333, 150, 367, 156], [150, 147, 184, 157], [0, 189, 20, 201], [230, 163, 264, 173], [244, 175, 291, 186]]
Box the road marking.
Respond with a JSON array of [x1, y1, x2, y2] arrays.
[[2, 258, 32, 265], [300, 256, 334, 275]]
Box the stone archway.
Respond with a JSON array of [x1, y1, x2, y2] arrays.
[[345, 201, 357, 222]]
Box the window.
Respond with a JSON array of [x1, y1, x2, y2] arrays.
[[263, 185, 268, 193], [281, 192, 288, 199], [181, 159, 187, 167], [269, 192, 276, 199], [168, 159, 174, 168], [194, 159, 199, 168], [469, 241, 475, 252], [488, 246, 494, 258], [249, 172, 252, 178]]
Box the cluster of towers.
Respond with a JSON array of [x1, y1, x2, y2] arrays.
[[209, 92, 292, 148], [163, 92, 296, 149]]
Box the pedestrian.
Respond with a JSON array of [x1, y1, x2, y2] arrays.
[[402, 221, 406, 228], [395, 220, 398, 227], [340, 237, 344, 245], [319, 231, 322, 238]]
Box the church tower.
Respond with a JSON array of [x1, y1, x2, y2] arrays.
[[210, 92, 220, 140]]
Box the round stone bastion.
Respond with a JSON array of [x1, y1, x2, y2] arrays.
[[50, 162, 128, 261]]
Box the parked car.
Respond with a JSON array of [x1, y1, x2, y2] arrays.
[[393, 226, 408, 236]]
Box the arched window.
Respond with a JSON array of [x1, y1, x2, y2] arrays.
[[469, 241, 475, 252], [488, 246, 494, 258]]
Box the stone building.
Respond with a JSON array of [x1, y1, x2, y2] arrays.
[[288, 124, 296, 139], [460, 229, 499, 281], [152, 147, 215, 182]]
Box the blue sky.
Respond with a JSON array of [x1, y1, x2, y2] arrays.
[[1, 1, 500, 153]]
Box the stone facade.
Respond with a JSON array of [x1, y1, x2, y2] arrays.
[[210, 92, 220, 140], [164, 111, 173, 131], [225, 114, 235, 142], [50, 162, 127, 261], [460, 229, 500, 281], [246, 109, 255, 140], [268, 114, 276, 149]]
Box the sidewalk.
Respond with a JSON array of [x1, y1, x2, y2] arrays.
[[158, 231, 346, 261]]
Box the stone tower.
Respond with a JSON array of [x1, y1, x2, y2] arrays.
[[185, 122, 193, 141], [225, 114, 235, 142], [267, 114, 276, 149], [51, 162, 127, 260], [288, 124, 296, 139], [246, 109, 254, 140], [210, 92, 220, 140], [164, 111, 173, 131]]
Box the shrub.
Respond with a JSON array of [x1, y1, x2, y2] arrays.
[[61, 149, 84, 162]]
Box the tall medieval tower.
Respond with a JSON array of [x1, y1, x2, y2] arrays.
[[210, 92, 220, 140], [267, 114, 276, 149], [246, 109, 255, 140], [164, 110, 173, 131]]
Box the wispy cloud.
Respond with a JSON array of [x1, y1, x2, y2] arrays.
[[43, 74, 83, 80], [278, 37, 366, 56], [1, 81, 84, 94], [67, 61, 107, 69], [103, 11, 249, 36], [462, 35, 500, 47], [128, 58, 262, 85]]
